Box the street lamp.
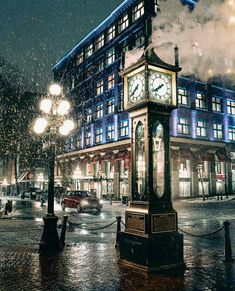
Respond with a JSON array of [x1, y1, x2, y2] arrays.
[[33, 83, 75, 252]]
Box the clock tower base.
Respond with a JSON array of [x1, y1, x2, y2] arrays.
[[119, 202, 185, 273]]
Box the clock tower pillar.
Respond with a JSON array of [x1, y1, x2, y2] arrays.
[[119, 48, 185, 272]]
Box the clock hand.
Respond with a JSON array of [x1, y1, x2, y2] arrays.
[[154, 83, 164, 92], [131, 84, 139, 96]]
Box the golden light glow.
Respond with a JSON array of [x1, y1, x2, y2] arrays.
[[57, 100, 71, 115], [33, 117, 48, 134], [40, 98, 52, 113], [59, 119, 75, 135], [49, 83, 62, 96]]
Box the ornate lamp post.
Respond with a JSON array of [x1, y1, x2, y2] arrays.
[[33, 83, 75, 252]]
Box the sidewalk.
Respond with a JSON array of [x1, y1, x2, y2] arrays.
[[0, 197, 234, 290]]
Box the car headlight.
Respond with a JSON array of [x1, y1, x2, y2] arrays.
[[99, 199, 104, 204], [81, 200, 89, 206]]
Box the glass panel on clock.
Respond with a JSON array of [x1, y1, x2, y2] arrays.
[[135, 122, 146, 199], [152, 121, 165, 197]]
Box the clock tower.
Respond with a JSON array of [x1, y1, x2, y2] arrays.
[[119, 48, 185, 272]]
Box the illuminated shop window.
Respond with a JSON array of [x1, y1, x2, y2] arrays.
[[177, 117, 190, 135], [196, 92, 206, 109], [107, 25, 115, 41], [95, 103, 103, 119], [106, 124, 115, 141], [118, 14, 129, 33], [212, 97, 222, 112], [119, 120, 129, 137], [178, 88, 189, 106], [196, 120, 207, 137], [107, 98, 115, 114], [95, 127, 103, 143], [96, 80, 104, 95], [213, 124, 223, 140], [227, 100, 235, 115], [133, 1, 144, 21]]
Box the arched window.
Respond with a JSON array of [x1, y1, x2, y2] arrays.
[[152, 121, 165, 197], [135, 122, 145, 198]]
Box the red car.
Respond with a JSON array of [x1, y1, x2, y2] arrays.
[[61, 190, 103, 213]]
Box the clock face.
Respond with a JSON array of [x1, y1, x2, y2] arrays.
[[149, 71, 172, 102], [128, 73, 145, 103]]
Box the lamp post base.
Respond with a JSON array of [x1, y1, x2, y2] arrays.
[[39, 214, 61, 252]]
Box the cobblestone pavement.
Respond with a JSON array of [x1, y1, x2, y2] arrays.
[[0, 196, 234, 290]]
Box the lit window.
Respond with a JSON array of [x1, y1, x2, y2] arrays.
[[119, 120, 129, 137], [133, 1, 144, 21], [196, 92, 206, 109], [212, 97, 222, 112], [213, 124, 223, 140], [106, 47, 115, 66], [96, 80, 104, 95], [229, 127, 235, 141], [95, 103, 103, 119], [95, 34, 105, 51], [118, 14, 129, 33], [95, 127, 103, 143], [106, 124, 115, 141], [177, 117, 189, 135], [97, 60, 104, 72], [86, 109, 92, 123], [178, 88, 189, 106], [134, 29, 145, 48], [107, 73, 115, 89], [227, 100, 235, 115], [107, 25, 115, 41], [107, 98, 115, 114], [76, 51, 84, 65], [85, 44, 93, 58], [196, 120, 207, 137], [85, 128, 91, 146]]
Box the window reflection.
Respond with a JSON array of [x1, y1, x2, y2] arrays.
[[153, 122, 165, 197], [135, 122, 145, 199]]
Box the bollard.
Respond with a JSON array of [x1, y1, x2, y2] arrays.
[[223, 221, 234, 263], [115, 216, 122, 248], [60, 215, 68, 247], [110, 196, 112, 205]]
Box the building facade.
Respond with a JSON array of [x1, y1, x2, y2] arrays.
[[53, 0, 235, 200]]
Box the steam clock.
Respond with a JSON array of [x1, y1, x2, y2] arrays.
[[119, 48, 185, 272]]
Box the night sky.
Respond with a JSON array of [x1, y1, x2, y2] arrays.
[[0, 0, 123, 91]]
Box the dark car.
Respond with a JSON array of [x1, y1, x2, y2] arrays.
[[21, 187, 42, 200], [61, 190, 103, 213]]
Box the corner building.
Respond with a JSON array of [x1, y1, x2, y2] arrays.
[[53, 0, 235, 200]]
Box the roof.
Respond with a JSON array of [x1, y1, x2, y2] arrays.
[[53, 0, 138, 72]]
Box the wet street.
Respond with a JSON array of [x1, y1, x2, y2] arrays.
[[0, 196, 234, 291]]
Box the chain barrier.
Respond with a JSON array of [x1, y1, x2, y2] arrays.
[[178, 226, 224, 237], [67, 219, 117, 232], [120, 220, 126, 227]]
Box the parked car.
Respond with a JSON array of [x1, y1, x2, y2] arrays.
[[21, 187, 42, 200], [61, 190, 103, 213]]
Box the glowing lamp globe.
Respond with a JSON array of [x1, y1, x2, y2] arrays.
[[57, 100, 71, 115], [49, 83, 62, 96], [59, 119, 75, 136], [40, 99, 52, 113], [33, 117, 48, 134]]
